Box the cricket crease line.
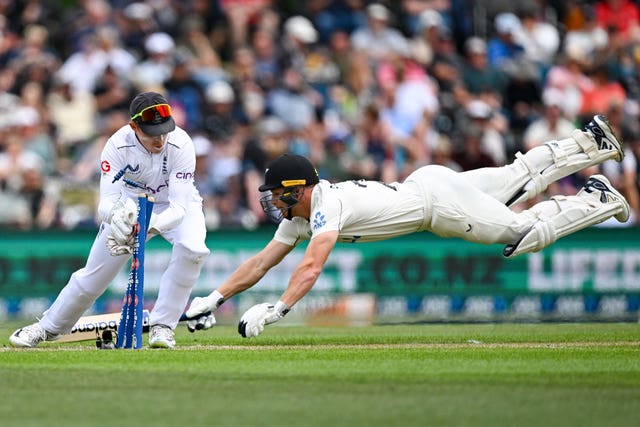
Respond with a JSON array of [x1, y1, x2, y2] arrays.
[[1, 341, 639, 352]]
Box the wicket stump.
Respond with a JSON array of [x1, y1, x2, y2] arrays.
[[116, 194, 154, 349]]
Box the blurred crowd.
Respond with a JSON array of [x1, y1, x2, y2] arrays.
[[1, 0, 640, 231]]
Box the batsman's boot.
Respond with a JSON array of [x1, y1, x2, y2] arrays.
[[584, 114, 624, 161], [504, 175, 630, 258], [149, 324, 176, 349], [9, 323, 59, 348]]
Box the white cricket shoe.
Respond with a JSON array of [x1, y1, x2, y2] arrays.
[[582, 175, 630, 222], [9, 323, 59, 348], [584, 115, 624, 161], [149, 324, 176, 349]]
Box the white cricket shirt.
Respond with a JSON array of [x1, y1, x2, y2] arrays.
[[274, 179, 426, 245], [97, 124, 201, 233]]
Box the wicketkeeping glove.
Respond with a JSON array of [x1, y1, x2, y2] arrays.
[[185, 292, 224, 332], [238, 301, 290, 338], [108, 198, 138, 245], [106, 235, 133, 256]]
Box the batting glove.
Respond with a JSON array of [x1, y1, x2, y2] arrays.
[[185, 292, 224, 333], [238, 301, 290, 338], [106, 235, 133, 256], [109, 198, 138, 245]]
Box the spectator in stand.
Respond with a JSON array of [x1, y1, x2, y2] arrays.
[[229, 46, 267, 125], [130, 32, 176, 91], [545, 40, 595, 122], [117, 2, 158, 56], [579, 64, 626, 123], [523, 88, 577, 151], [488, 11, 541, 139], [220, 0, 274, 49], [341, 48, 377, 109], [431, 134, 462, 172], [165, 53, 206, 133], [7, 24, 60, 80], [192, 134, 216, 224], [92, 65, 136, 117], [516, 2, 560, 80], [452, 123, 497, 171], [427, 23, 466, 127], [465, 99, 508, 166], [251, 27, 281, 91], [350, 3, 410, 65], [0, 132, 57, 229], [94, 26, 137, 78], [280, 15, 319, 74], [57, 32, 111, 95], [409, 9, 445, 69], [319, 131, 376, 182], [356, 103, 396, 181], [487, 12, 526, 70], [563, 4, 609, 67], [306, 0, 366, 44], [598, 103, 640, 226], [326, 28, 352, 84], [241, 116, 290, 224], [46, 71, 97, 168], [177, 16, 225, 89], [377, 56, 440, 177], [6, 24, 60, 90], [12, 105, 56, 177], [461, 36, 508, 99], [202, 79, 242, 144], [594, 0, 640, 44], [401, 2, 453, 38], [266, 65, 322, 157]]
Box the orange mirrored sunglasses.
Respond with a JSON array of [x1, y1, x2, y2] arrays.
[[130, 103, 172, 123]]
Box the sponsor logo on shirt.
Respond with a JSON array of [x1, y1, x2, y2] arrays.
[[176, 171, 194, 180], [312, 211, 326, 230]]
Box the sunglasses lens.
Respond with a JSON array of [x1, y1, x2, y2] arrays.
[[138, 104, 172, 123]]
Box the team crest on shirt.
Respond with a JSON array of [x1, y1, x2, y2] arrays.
[[312, 211, 326, 230]]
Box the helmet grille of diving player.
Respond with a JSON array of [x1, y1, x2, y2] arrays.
[[258, 154, 319, 221]]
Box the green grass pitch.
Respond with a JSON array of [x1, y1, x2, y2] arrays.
[[0, 322, 638, 427]]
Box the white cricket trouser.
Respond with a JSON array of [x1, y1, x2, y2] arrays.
[[40, 200, 209, 334], [407, 165, 537, 244]]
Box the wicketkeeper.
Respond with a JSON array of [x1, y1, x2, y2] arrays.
[[184, 115, 629, 338], [10, 92, 210, 349]]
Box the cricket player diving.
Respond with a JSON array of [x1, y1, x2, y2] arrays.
[[10, 92, 209, 348], [184, 115, 629, 339]]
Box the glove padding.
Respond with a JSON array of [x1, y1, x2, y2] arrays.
[[186, 312, 215, 332], [238, 302, 289, 338], [185, 294, 223, 332], [106, 235, 133, 256], [109, 198, 138, 245]]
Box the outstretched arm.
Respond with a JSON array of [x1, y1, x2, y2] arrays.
[[185, 239, 294, 330], [219, 238, 295, 299], [279, 230, 339, 307], [238, 230, 339, 338]]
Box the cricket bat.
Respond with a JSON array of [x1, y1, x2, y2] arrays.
[[57, 310, 196, 342], [58, 310, 150, 343]]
